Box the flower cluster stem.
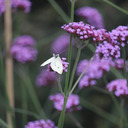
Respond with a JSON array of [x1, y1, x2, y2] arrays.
[[57, 1, 75, 128], [68, 48, 81, 94]]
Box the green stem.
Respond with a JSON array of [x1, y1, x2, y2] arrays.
[[64, 1, 75, 95], [69, 55, 94, 95], [120, 98, 125, 128], [80, 97, 118, 125], [48, 0, 70, 23], [68, 48, 81, 94], [57, 75, 66, 97], [21, 80, 27, 126], [0, 119, 9, 128], [17, 66, 47, 119], [14, 108, 39, 119], [122, 47, 128, 83], [110, 67, 124, 79], [104, 0, 128, 15], [68, 114, 84, 128], [57, 1, 75, 128]]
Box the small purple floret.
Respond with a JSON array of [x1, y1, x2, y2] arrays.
[[49, 93, 81, 112], [75, 6, 104, 29], [106, 79, 128, 97], [25, 119, 57, 128], [11, 35, 38, 64], [36, 69, 57, 87]]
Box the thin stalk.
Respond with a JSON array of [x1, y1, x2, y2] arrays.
[[109, 93, 121, 112], [120, 98, 125, 128], [14, 108, 39, 119], [4, 0, 14, 128], [48, 0, 70, 23], [110, 67, 124, 79], [122, 47, 128, 83], [68, 48, 81, 94], [21, 81, 27, 126], [92, 86, 109, 94], [80, 97, 118, 125], [68, 114, 84, 128], [104, 0, 128, 15], [0, 119, 9, 128], [57, 75, 66, 97], [64, 0, 75, 94], [69, 55, 94, 95], [17, 67, 47, 119], [57, 1, 75, 128]]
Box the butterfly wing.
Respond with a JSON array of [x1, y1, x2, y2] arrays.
[[50, 57, 63, 74], [41, 57, 55, 66]]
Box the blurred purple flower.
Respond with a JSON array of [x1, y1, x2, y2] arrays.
[[0, 0, 5, 16], [106, 79, 128, 97], [77, 58, 111, 88], [11, 35, 38, 64], [110, 25, 128, 47], [12, 35, 36, 46], [96, 41, 120, 59], [111, 58, 128, 71], [75, 6, 104, 29], [61, 21, 106, 43], [79, 76, 96, 88], [51, 34, 75, 54], [0, 0, 31, 16], [36, 69, 57, 87], [25, 119, 57, 128], [49, 93, 81, 112], [12, 0, 31, 13]]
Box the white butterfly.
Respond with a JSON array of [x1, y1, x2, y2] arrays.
[[41, 54, 63, 74]]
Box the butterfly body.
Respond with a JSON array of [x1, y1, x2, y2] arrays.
[[41, 54, 63, 74]]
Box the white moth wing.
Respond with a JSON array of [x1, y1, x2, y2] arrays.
[[41, 57, 55, 66], [50, 57, 63, 74]]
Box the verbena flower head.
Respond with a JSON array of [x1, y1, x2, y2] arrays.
[[110, 25, 128, 47], [106, 79, 128, 97], [11, 35, 38, 64], [48, 57, 69, 73], [0, 0, 31, 15], [77, 58, 111, 88], [96, 41, 120, 59], [61, 21, 106, 43], [111, 59, 124, 69], [25, 119, 57, 128], [12, 35, 36, 46], [51, 34, 74, 54], [12, 0, 31, 13], [49, 93, 81, 112], [0, 0, 5, 16], [75, 6, 104, 29], [36, 69, 57, 87]]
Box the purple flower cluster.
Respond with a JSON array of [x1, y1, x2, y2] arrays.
[[25, 119, 57, 128], [36, 69, 57, 87], [0, 0, 5, 16], [11, 35, 38, 64], [0, 0, 31, 15], [110, 25, 128, 47], [48, 57, 69, 73], [51, 34, 75, 54], [49, 93, 81, 112], [75, 6, 104, 29], [96, 41, 120, 59], [12, 0, 31, 13], [106, 79, 128, 97], [61, 21, 106, 43], [77, 58, 111, 88]]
